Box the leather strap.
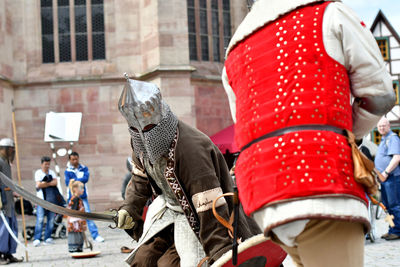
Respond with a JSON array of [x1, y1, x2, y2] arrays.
[[212, 193, 235, 239], [241, 124, 347, 152], [197, 256, 210, 267]]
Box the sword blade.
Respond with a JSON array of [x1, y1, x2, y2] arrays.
[[0, 171, 116, 223]]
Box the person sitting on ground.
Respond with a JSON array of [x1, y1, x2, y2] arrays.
[[67, 181, 87, 253], [121, 157, 133, 200]]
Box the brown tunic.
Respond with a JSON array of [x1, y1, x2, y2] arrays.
[[120, 121, 261, 263]]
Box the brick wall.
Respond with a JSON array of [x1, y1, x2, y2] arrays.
[[194, 83, 233, 137], [13, 82, 131, 209], [0, 82, 13, 140]]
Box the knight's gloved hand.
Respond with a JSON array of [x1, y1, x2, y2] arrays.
[[117, 209, 135, 229]]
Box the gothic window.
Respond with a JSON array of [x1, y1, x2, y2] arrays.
[[40, 0, 105, 63], [58, 0, 71, 62], [41, 0, 55, 63], [376, 37, 390, 61], [75, 0, 88, 61], [92, 0, 106, 60], [187, 0, 232, 62]]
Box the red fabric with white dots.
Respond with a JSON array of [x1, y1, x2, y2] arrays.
[[225, 2, 367, 215]]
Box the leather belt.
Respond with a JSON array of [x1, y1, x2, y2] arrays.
[[241, 124, 347, 152], [4, 187, 11, 191]]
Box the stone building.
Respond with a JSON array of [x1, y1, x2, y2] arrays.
[[0, 0, 248, 210]]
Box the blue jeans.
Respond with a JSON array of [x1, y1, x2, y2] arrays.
[[381, 175, 400, 235], [81, 197, 99, 239], [34, 205, 56, 241], [0, 215, 18, 254]]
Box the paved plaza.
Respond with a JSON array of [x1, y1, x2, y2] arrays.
[[10, 211, 400, 266]]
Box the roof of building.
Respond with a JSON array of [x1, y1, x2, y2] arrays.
[[370, 10, 400, 44]]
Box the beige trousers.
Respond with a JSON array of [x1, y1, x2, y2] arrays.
[[270, 219, 364, 267]]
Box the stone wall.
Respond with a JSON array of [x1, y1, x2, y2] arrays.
[[13, 81, 131, 210], [194, 82, 233, 136], [0, 81, 13, 140]]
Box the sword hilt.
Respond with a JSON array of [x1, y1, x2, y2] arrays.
[[108, 208, 119, 229]]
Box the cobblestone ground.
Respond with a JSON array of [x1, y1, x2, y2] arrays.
[[11, 209, 400, 266], [14, 217, 135, 267]]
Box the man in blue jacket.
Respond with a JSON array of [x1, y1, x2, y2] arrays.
[[65, 151, 104, 242]]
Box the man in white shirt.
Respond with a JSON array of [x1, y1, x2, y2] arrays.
[[32, 156, 60, 247]]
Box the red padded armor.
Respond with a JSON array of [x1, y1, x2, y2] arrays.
[[225, 2, 367, 215]]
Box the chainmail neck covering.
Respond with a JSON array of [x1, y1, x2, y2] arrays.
[[129, 106, 178, 164], [129, 128, 148, 159]]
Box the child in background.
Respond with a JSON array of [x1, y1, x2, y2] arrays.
[[67, 181, 87, 253]]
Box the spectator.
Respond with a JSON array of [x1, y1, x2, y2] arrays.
[[64, 152, 104, 243], [374, 117, 400, 240], [67, 181, 87, 253], [32, 156, 60, 247], [0, 138, 23, 263], [222, 1, 396, 266], [121, 157, 132, 200]]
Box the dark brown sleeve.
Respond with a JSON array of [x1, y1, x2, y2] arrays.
[[177, 148, 233, 264], [119, 157, 153, 241], [175, 124, 261, 264]]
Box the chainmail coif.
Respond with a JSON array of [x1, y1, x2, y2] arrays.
[[129, 106, 178, 164]]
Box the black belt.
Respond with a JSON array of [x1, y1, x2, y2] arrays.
[[241, 124, 347, 152]]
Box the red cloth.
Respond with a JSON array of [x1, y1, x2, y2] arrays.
[[210, 125, 239, 153], [225, 2, 367, 215]]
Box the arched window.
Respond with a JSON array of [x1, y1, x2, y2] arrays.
[[187, 0, 232, 62], [40, 0, 105, 63]]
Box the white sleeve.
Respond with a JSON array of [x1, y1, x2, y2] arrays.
[[222, 67, 237, 123], [50, 169, 64, 195], [49, 169, 57, 178], [34, 170, 43, 183], [323, 2, 393, 139]]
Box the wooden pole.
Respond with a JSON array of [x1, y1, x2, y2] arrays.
[[11, 100, 29, 262]]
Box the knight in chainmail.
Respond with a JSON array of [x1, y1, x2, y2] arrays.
[[116, 76, 262, 267]]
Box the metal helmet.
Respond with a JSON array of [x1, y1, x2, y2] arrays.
[[118, 73, 164, 131], [118, 74, 178, 164], [0, 138, 15, 148]]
